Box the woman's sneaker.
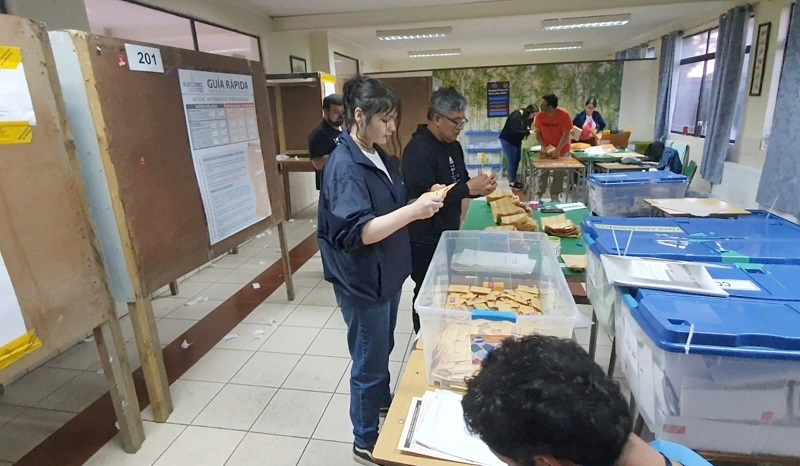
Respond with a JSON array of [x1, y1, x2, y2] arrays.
[[353, 444, 378, 465]]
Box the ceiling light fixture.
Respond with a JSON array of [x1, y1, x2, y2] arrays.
[[408, 48, 461, 58], [524, 41, 584, 52], [542, 14, 630, 31], [377, 27, 452, 41]]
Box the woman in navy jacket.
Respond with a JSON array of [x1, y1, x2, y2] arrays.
[[317, 76, 443, 465], [572, 97, 607, 145]]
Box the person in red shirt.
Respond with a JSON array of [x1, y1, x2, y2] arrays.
[[533, 94, 573, 200]]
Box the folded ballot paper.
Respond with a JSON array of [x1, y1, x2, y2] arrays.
[[399, 390, 506, 466], [451, 249, 537, 275]]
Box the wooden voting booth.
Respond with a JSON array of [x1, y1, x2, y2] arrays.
[[266, 72, 335, 156], [373, 75, 434, 157], [266, 72, 335, 216], [0, 16, 144, 452], [47, 30, 295, 423]]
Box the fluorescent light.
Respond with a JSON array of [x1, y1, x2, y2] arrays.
[[408, 48, 461, 58], [542, 14, 630, 31], [377, 27, 452, 41], [525, 42, 584, 52]]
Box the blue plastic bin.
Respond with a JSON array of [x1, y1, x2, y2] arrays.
[[615, 288, 800, 456]]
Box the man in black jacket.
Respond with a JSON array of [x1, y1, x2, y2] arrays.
[[402, 87, 497, 333], [499, 104, 538, 190]]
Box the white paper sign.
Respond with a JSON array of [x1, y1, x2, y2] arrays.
[[0, 248, 27, 349], [715, 279, 761, 291], [125, 44, 164, 73], [0, 63, 36, 125], [178, 69, 271, 244]]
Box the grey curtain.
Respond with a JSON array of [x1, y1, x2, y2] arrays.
[[757, 3, 800, 216], [654, 32, 681, 141], [699, 6, 750, 184]]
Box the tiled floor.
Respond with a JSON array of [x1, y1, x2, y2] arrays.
[[0, 199, 623, 466]]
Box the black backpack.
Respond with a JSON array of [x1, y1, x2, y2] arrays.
[[644, 141, 665, 163]]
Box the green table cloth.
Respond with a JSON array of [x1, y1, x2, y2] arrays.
[[461, 199, 590, 280]]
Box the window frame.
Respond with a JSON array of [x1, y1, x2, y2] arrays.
[[120, 0, 263, 62], [670, 23, 753, 142]]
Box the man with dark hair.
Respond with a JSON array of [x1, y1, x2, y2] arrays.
[[462, 335, 682, 466], [402, 87, 496, 333], [534, 93, 573, 200], [308, 94, 344, 190]]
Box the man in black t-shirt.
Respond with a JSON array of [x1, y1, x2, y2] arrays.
[[308, 94, 344, 190]]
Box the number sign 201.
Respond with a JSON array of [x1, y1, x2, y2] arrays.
[[137, 51, 158, 66], [124, 43, 165, 73]]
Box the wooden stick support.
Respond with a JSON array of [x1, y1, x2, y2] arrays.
[[277, 221, 295, 302], [93, 317, 145, 452], [128, 298, 172, 422]]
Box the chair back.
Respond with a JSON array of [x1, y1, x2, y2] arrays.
[[649, 440, 713, 466]]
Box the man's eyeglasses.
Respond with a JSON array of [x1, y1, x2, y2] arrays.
[[440, 114, 469, 129]]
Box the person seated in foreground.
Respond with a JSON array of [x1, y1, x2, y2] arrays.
[[462, 335, 683, 466]]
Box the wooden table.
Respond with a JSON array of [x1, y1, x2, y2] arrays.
[[529, 156, 587, 202], [595, 162, 650, 173], [572, 151, 646, 175], [645, 198, 752, 218], [277, 157, 316, 217], [374, 349, 465, 466]]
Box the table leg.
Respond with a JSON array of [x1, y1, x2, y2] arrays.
[[589, 309, 599, 360], [277, 221, 295, 302], [607, 337, 617, 378], [282, 168, 292, 219], [168, 281, 179, 296]]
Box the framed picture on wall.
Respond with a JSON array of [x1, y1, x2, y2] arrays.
[[290, 55, 307, 74], [750, 22, 771, 97]]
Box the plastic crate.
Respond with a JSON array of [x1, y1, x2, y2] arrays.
[[415, 231, 580, 389], [587, 171, 689, 217], [466, 164, 503, 178], [466, 151, 504, 166], [615, 289, 800, 457], [462, 130, 502, 152], [583, 214, 800, 336]]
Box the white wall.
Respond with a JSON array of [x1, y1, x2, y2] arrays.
[[618, 60, 659, 141], [6, 0, 90, 30], [266, 30, 312, 74]]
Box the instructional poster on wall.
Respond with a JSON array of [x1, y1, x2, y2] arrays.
[[178, 69, 272, 244], [0, 247, 27, 350]]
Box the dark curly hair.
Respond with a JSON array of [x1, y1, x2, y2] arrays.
[[462, 335, 632, 466]]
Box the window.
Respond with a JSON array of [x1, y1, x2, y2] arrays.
[[670, 19, 754, 141], [196, 22, 260, 61], [84, 0, 261, 61]]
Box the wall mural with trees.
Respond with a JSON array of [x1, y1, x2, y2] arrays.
[[432, 61, 625, 135]]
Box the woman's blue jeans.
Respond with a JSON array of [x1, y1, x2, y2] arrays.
[[334, 285, 400, 449], [500, 139, 521, 183]]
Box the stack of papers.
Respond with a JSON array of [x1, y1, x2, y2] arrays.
[[541, 214, 581, 238], [451, 249, 537, 275], [555, 202, 587, 212], [399, 390, 506, 466], [600, 255, 729, 297]]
